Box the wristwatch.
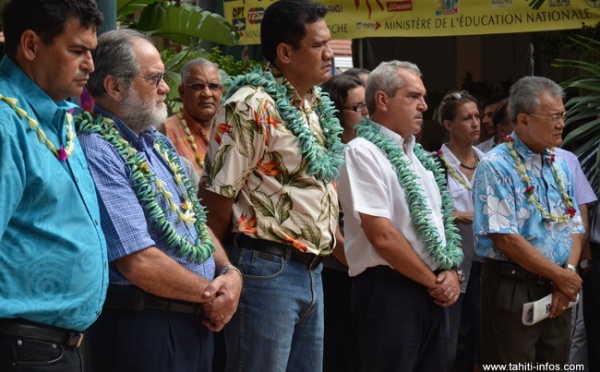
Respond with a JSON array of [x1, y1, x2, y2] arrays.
[[580, 259, 593, 270], [454, 269, 465, 283], [564, 263, 578, 273]]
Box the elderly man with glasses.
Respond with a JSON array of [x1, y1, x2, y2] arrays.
[[473, 76, 584, 366], [78, 29, 241, 372], [160, 58, 223, 182]]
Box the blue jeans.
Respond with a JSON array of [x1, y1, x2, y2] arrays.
[[224, 240, 324, 372]]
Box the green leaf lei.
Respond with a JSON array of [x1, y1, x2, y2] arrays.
[[225, 67, 344, 182], [76, 111, 215, 263], [355, 118, 463, 270]]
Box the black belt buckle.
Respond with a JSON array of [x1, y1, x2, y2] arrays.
[[66, 332, 84, 348]]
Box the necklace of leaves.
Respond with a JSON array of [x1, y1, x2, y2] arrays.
[[76, 111, 215, 263], [226, 67, 344, 182], [434, 149, 472, 191], [0, 94, 75, 161], [505, 136, 576, 222], [355, 117, 463, 270], [177, 110, 208, 169]]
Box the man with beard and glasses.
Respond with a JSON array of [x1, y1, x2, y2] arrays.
[[78, 29, 242, 372]]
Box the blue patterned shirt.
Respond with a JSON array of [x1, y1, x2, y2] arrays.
[[0, 57, 108, 331], [473, 133, 584, 265], [78, 105, 215, 285]]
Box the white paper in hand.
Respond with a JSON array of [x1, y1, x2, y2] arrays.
[[522, 293, 579, 326]]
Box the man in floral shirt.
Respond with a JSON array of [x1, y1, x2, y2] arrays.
[[473, 76, 584, 365], [199, 0, 344, 371]]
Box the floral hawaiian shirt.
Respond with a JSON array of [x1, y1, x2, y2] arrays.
[[473, 133, 584, 265], [201, 76, 338, 255]]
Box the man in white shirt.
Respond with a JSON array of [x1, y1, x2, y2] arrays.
[[337, 60, 464, 372]]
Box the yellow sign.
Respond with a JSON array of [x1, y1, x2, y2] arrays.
[[224, 0, 600, 45]]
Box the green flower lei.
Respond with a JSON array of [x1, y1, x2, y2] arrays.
[[226, 67, 344, 182], [355, 118, 463, 270], [76, 111, 215, 263]]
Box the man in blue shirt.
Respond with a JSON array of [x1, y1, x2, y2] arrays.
[[0, 1, 107, 371], [79, 29, 242, 372], [473, 76, 584, 365]]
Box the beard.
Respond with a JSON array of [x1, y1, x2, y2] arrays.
[[120, 86, 168, 133]]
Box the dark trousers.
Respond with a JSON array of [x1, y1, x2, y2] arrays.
[[0, 333, 82, 372], [481, 260, 571, 365], [352, 267, 448, 372], [323, 267, 361, 372], [583, 243, 600, 372], [85, 308, 213, 372]]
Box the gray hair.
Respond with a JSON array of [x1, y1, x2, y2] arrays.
[[509, 76, 564, 124], [181, 58, 220, 82], [365, 60, 421, 114], [87, 29, 152, 98]]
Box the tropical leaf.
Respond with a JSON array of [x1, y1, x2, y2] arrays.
[[556, 35, 600, 196], [117, 0, 156, 19], [219, 185, 237, 199], [213, 144, 232, 177], [133, 2, 239, 46], [275, 193, 293, 224], [250, 191, 276, 219], [289, 210, 320, 247]]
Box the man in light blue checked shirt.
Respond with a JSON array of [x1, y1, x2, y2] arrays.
[[79, 29, 242, 372]]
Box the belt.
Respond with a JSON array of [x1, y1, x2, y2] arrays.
[[362, 265, 443, 279], [0, 318, 84, 348], [104, 285, 203, 315], [232, 233, 323, 269], [484, 258, 553, 286], [143, 294, 203, 315]]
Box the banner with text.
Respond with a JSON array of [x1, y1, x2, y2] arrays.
[[224, 0, 600, 45]]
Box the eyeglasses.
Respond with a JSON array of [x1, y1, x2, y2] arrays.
[[185, 82, 223, 92], [145, 73, 164, 88], [342, 102, 367, 112], [528, 111, 568, 122]]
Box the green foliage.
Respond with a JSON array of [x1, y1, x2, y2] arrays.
[[117, 0, 239, 47], [555, 36, 600, 196]]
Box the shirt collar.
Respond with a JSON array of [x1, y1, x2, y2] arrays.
[[510, 132, 553, 164], [378, 124, 415, 153], [0, 57, 78, 120], [271, 68, 319, 109]]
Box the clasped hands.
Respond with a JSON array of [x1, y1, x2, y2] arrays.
[[198, 270, 243, 332], [548, 266, 582, 318], [428, 270, 461, 307]]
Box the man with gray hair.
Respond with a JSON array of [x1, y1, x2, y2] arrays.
[[337, 60, 464, 371], [161, 58, 223, 179], [79, 29, 241, 371], [473, 76, 584, 365]]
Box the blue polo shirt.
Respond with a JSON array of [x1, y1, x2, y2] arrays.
[[0, 57, 108, 331]]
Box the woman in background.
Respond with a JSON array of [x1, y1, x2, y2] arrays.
[[319, 73, 368, 372], [436, 91, 485, 372]]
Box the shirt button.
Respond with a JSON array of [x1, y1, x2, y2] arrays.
[[94, 220, 99, 225]]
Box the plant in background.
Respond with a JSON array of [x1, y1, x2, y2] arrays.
[[555, 36, 600, 195], [117, 0, 239, 47]]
